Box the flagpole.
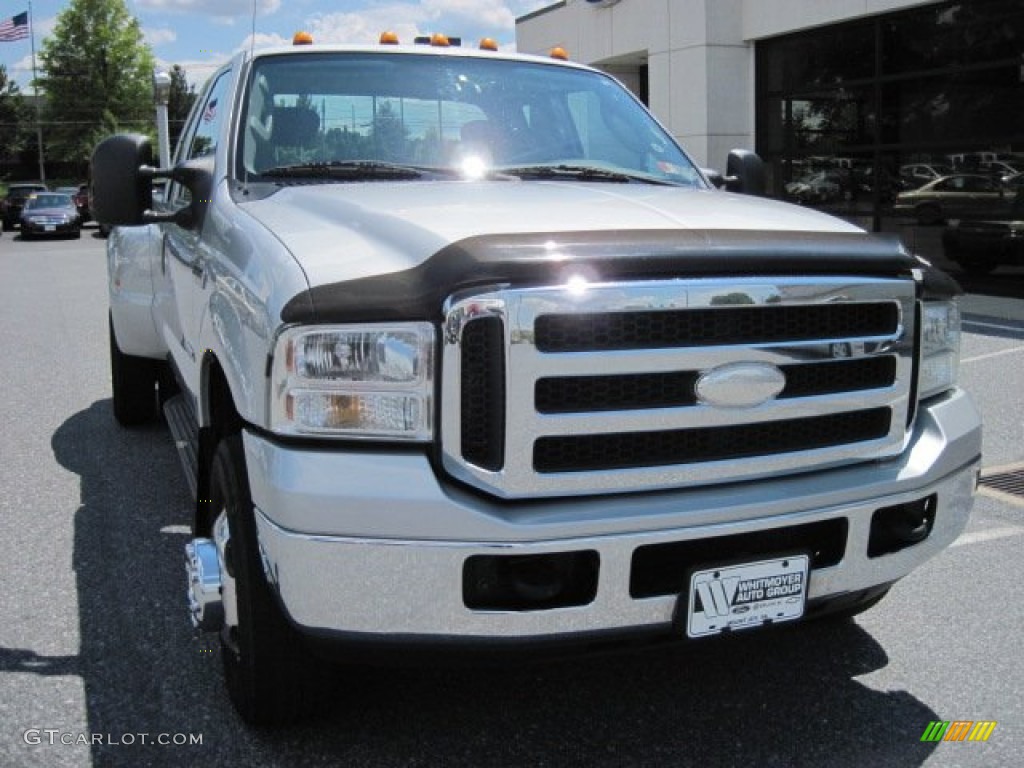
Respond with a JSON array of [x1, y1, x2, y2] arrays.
[[28, 1, 44, 183]]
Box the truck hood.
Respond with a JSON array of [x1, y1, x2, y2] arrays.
[[245, 180, 858, 280]]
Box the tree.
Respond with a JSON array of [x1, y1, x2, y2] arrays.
[[0, 65, 29, 163], [167, 64, 196, 153], [37, 0, 155, 170]]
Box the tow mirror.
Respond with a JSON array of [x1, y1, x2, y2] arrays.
[[91, 134, 155, 227], [724, 149, 765, 196], [91, 133, 214, 231]]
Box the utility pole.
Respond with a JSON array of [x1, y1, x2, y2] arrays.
[[28, 1, 44, 182]]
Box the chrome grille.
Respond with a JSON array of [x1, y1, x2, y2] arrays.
[[442, 277, 916, 499]]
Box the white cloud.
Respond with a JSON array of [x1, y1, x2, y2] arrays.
[[154, 32, 293, 89], [144, 27, 178, 47], [308, 0, 533, 47], [156, 54, 226, 89], [421, 0, 515, 30], [236, 32, 293, 52]]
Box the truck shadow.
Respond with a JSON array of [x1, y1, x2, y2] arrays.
[[51, 399, 940, 767]]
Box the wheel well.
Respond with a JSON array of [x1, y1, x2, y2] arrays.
[[195, 354, 244, 535]]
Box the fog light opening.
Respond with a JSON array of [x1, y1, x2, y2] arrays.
[[868, 494, 937, 558], [463, 551, 599, 611]]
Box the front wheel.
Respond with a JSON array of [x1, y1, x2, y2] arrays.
[[109, 314, 157, 426], [212, 435, 333, 726]]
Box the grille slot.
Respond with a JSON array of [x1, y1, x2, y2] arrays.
[[534, 408, 892, 473], [460, 316, 505, 471], [536, 357, 897, 414], [535, 303, 900, 353]]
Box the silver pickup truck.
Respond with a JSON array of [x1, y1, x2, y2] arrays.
[[92, 36, 981, 725]]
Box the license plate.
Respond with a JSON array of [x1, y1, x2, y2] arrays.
[[44, 225, 55, 232], [685, 554, 809, 638]]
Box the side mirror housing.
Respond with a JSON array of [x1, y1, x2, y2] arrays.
[[724, 149, 765, 196], [91, 134, 155, 227], [91, 134, 215, 231]]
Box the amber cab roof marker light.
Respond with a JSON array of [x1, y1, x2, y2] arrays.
[[549, 46, 569, 60], [379, 31, 400, 45], [479, 37, 499, 51], [293, 31, 313, 45]]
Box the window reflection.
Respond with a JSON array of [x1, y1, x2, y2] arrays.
[[756, 0, 1024, 240]]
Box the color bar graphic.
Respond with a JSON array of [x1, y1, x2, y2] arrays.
[[920, 720, 996, 743]]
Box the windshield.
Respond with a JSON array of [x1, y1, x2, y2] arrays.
[[26, 194, 73, 209], [238, 51, 703, 187]]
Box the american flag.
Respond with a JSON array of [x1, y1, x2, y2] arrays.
[[0, 12, 29, 43]]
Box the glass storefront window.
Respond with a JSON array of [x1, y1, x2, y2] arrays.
[[756, 0, 1024, 245]]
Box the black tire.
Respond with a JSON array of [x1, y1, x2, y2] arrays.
[[213, 435, 332, 726], [109, 314, 157, 426]]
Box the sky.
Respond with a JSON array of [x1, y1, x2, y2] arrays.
[[1, 0, 554, 92]]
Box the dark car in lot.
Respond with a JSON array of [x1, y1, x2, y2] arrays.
[[942, 188, 1024, 275], [2, 182, 49, 230], [55, 183, 91, 222], [19, 192, 82, 239]]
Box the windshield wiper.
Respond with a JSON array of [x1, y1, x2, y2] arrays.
[[260, 161, 424, 181], [495, 164, 676, 185]]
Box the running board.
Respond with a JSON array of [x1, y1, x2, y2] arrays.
[[164, 394, 199, 498]]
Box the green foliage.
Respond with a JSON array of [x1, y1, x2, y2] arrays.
[[37, 0, 156, 167], [167, 64, 196, 151], [0, 65, 29, 162]]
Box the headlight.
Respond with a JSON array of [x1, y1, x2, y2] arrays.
[[269, 323, 435, 440], [918, 301, 960, 400]]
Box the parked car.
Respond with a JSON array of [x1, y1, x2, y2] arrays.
[[899, 163, 953, 189], [978, 160, 1021, 179], [942, 187, 1024, 275], [19, 192, 82, 239], [784, 170, 842, 204], [893, 173, 1012, 225], [1, 182, 48, 230], [88, 183, 111, 236], [1002, 172, 1024, 190], [55, 183, 91, 221]]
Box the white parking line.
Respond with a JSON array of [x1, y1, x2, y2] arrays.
[[961, 346, 1024, 365], [950, 526, 1024, 548], [963, 320, 1024, 335]]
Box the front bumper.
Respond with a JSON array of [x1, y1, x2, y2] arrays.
[[21, 219, 79, 236], [246, 388, 981, 641]]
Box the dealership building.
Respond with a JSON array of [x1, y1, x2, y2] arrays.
[[516, 0, 1024, 227]]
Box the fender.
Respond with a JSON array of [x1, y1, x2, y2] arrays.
[[107, 224, 167, 359]]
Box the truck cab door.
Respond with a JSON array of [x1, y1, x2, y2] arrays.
[[155, 70, 232, 398]]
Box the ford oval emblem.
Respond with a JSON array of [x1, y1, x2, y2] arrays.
[[695, 362, 786, 408]]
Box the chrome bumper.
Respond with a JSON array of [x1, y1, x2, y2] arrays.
[[245, 389, 981, 640]]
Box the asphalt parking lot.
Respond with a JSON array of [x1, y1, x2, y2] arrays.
[[1, 227, 1021, 767]]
